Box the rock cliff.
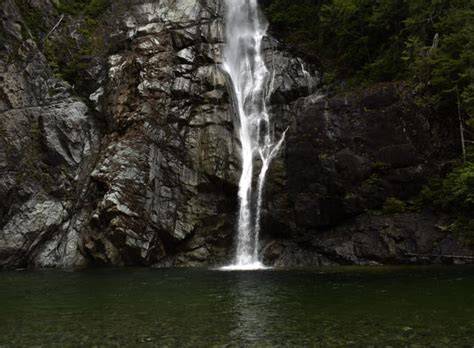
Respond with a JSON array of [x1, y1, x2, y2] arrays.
[[0, 0, 472, 269], [263, 84, 473, 265]]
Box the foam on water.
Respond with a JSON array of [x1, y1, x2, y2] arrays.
[[219, 262, 270, 271]]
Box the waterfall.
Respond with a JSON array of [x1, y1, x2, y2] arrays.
[[300, 60, 313, 95], [221, 0, 287, 270]]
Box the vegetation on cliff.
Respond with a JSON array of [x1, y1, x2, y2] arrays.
[[263, 0, 473, 114], [48, 0, 110, 90], [15, 0, 110, 92], [51, 0, 110, 17]]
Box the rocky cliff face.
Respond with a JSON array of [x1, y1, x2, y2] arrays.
[[0, 0, 472, 269], [80, 0, 239, 267], [263, 84, 474, 265], [0, 0, 100, 268]]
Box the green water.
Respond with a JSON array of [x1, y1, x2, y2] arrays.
[[1, 267, 474, 347]]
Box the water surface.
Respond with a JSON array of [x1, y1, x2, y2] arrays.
[[1, 266, 474, 346]]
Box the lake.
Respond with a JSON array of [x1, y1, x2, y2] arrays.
[[1, 266, 474, 346]]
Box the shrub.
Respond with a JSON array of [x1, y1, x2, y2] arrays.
[[419, 160, 474, 213], [382, 197, 407, 214], [440, 162, 474, 210], [53, 0, 110, 18]]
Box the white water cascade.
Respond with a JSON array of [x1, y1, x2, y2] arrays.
[[221, 0, 287, 270]]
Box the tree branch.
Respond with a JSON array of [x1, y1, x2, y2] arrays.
[[44, 14, 65, 42]]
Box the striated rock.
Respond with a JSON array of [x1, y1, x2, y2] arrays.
[[79, 0, 239, 267], [40, 101, 93, 166], [0, 195, 66, 268]]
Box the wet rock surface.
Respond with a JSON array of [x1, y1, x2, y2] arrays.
[[0, 0, 471, 269]]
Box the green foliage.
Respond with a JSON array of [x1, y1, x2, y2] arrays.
[[44, 39, 62, 79], [382, 197, 407, 214], [52, 0, 110, 18], [402, 1, 474, 113], [467, 117, 474, 131], [443, 163, 474, 209], [43, 1, 109, 89], [362, 173, 381, 188], [264, 0, 409, 84], [14, 0, 110, 90], [372, 161, 389, 171], [57, 16, 105, 86], [84, 0, 110, 17], [263, 0, 321, 50], [462, 84, 474, 117], [422, 162, 474, 211], [263, 0, 474, 113], [14, 0, 46, 41]]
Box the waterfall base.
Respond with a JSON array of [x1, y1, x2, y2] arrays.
[[219, 261, 269, 271]]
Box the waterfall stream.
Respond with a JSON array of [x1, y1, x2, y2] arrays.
[[222, 0, 287, 270]]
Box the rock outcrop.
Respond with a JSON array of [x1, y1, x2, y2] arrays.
[[261, 83, 473, 265], [0, 0, 471, 269]]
